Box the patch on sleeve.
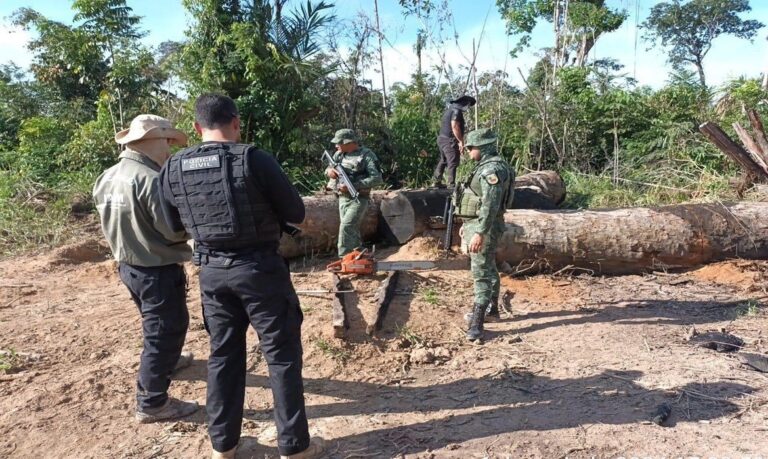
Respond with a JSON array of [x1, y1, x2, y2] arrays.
[[182, 155, 220, 171], [485, 173, 499, 185]]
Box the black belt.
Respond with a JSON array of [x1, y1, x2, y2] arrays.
[[193, 243, 279, 266]]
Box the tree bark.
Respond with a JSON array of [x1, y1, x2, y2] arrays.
[[699, 121, 765, 180], [747, 109, 768, 157], [490, 202, 768, 275], [280, 171, 566, 257], [733, 122, 768, 175], [278, 192, 383, 258]]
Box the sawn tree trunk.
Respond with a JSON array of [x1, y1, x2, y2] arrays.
[[490, 202, 768, 275]]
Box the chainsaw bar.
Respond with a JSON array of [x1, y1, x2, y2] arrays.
[[375, 261, 436, 271]]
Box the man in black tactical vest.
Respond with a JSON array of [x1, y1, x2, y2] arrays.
[[158, 94, 323, 459], [433, 95, 476, 188]]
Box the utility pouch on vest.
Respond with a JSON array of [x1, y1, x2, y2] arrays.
[[455, 183, 481, 218]]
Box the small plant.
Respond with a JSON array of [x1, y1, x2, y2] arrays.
[[421, 287, 439, 305], [734, 299, 761, 318], [314, 338, 350, 364], [0, 349, 23, 374], [396, 324, 425, 347]]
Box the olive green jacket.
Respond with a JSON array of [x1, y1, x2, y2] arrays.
[[463, 154, 512, 235], [93, 149, 191, 267]]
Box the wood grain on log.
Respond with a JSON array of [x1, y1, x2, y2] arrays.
[[492, 202, 768, 275], [330, 273, 350, 338], [733, 122, 768, 175], [367, 271, 400, 336], [747, 109, 768, 159]]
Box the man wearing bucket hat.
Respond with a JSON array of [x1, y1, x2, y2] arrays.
[[159, 94, 323, 459], [433, 95, 476, 188], [93, 114, 199, 423], [454, 128, 514, 342], [325, 128, 383, 257]]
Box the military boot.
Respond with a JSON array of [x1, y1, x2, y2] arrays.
[[466, 303, 486, 341], [465, 297, 500, 324], [486, 296, 500, 321]]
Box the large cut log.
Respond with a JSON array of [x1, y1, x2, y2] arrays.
[[280, 171, 565, 256], [278, 192, 383, 258], [490, 202, 768, 275], [513, 170, 566, 205], [379, 171, 565, 244], [699, 122, 766, 180]]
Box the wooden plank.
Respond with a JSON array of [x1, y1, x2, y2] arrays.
[[699, 122, 764, 180], [330, 273, 350, 338], [747, 109, 768, 159], [733, 122, 768, 175], [366, 271, 400, 336]]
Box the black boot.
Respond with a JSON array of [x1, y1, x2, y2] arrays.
[[486, 296, 500, 321], [466, 302, 486, 341]]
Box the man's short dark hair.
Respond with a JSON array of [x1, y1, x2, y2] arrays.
[[194, 93, 239, 129]]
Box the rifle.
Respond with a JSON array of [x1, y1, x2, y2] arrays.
[[322, 150, 360, 200], [442, 189, 456, 252]]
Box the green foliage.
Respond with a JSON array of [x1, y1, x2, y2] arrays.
[[314, 337, 350, 364], [0, 349, 22, 374], [12, 8, 109, 109], [421, 286, 439, 305], [180, 0, 335, 158], [388, 83, 441, 187], [14, 117, 76, 183], [396, 324, 426, 347], [642, 0, 764, 86], [497, 0, 626, 60]]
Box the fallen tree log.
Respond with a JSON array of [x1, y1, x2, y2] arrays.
[[488, 202, 768, 275], [699, 122, 765, 181], [279, 193, 382, 258], [280, 170, 565, 256], [379, 171, 565, 245]]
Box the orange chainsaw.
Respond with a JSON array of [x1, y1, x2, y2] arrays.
[[326, 249, 435, 275]]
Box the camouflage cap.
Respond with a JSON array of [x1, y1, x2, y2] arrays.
[[464, 128, 496, 148], [331, 128, 359, 144]]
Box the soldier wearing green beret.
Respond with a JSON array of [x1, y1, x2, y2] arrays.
[[455, 128, 514, 341], [325, 129, 383, 257]]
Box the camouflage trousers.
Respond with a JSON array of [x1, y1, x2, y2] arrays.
[[462, 221, 502, 306], [337, 195, 369, 257]]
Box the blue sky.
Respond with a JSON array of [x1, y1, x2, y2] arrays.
[[1, 0, 766, 91]]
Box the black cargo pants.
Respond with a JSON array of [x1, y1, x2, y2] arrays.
[[198, 249, 309, 455], [118, 263, 189, 411], [434, 135, 461, 186]]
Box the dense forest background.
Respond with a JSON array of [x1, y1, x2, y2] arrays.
[[0, 0, 767, 255]]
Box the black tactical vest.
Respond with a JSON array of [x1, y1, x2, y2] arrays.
[[166, 143, 281, 250]]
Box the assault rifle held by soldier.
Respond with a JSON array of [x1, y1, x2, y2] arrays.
[[322, 150, 360, 200]]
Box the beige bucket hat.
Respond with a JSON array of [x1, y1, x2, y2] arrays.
[[115, 114, 188, 146]]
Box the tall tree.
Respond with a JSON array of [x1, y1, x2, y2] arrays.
[[180, 0, 335, 157], [11, 8, 108, 111], [643, 0, 764, 87], [497, 0, 626, 68], [72, 0, 150, 129]]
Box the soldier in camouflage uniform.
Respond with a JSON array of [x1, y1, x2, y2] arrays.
[[455, 128, 514, 341], [325, 129, 383, 257]]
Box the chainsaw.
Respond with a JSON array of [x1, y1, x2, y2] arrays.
[[326, 249, 435, 275]]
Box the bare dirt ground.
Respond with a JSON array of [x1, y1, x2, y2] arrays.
[[2, 230, 768, 458]]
